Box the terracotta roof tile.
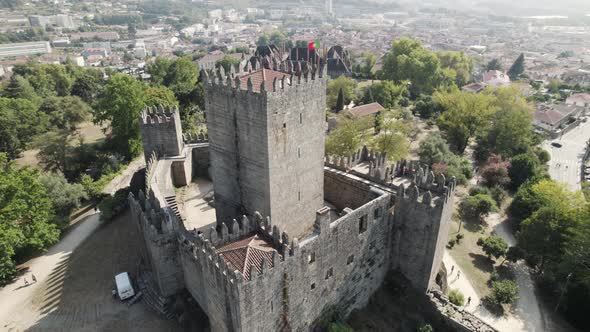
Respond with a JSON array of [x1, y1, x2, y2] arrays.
[[239, 68, 288, 93], [216, 234, 278, 280]]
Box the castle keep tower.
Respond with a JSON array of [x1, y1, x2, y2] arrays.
[[204, 66, 327, 238]]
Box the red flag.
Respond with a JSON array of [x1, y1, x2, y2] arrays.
[[308, 41, 315, 51]]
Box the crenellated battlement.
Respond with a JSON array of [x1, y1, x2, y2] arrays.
[[202, 61, 327, 98], [183, 132, 208, 144], [139, 104, 184, 161], [140, 105, 180, 125]]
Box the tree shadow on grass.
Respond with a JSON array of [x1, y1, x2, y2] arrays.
[[468, 252, 495, 274]]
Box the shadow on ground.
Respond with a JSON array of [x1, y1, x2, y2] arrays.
[[26, 210, 181, 332]]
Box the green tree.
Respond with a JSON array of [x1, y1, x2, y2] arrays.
[[370, 119, 410, 162], [147, 57, 173, 85], [459, 194, 498, 223], [39, 96, 90, 131], [216, 55, 240, 72], [3, 74, 39, 102], [325, 118, 369, 157], [362, 80, 407, 108], [448, 289, 465, 306], [509, 153, 541, 189], [436, 50, 473, 87], [0, 153, 59, 282], [380, 37, 446, 96], [39, 172, 88, 220], [335, 88, 344, 112], [477, 236, 508, 261], [507, 53, 525, 81], [35, 130, 74, 172], [94, 74, 147, 158], [418, 132, 451, 165], [489, 280, 518, 305], [477, 86, 534, 160], [257, 33, 270, 46], [435, 89, 496, 153], [145, 85, 179, 108], [486, 58, 503, 71], [518, 205, 580, 271], [509, 179, 581, 223], [327, 76, 356, 110], [71, 73, 102, 103], [504, 246, 525, 265], [0, 97, 48, 159]]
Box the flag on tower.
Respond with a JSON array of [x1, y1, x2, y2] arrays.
[[308, 40, 320, 51]]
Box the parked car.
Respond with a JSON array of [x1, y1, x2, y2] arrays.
[[551, 142, 563, 148], [115, 272, 135, 300]]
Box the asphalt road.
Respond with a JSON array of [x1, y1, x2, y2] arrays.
[[543, 121, 590, 191]]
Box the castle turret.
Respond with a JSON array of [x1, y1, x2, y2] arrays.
[[139, 105, 184, 162], [204, 65, 327, 238]]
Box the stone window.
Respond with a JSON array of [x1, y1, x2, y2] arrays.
[[311, 283, 316, 290], [300, 113, 303, 124], [298, 147, 301, 158], [283, 122, 286, 129], [373, 208, 381, 220], [298, 191, 301, 201], [308, 252, 315, 264], [325, 267, 333, 280], [359, 215, 368, 234], [347, 254, 354, 265]]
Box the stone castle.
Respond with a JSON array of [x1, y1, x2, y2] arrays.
[[129, 60, 454, 331]]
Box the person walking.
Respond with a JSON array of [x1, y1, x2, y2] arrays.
[[457, 270, 461, 279], [31, 274, 37, 283], [451, 265, 454, 273], [467, 296, 471, 305], [24, 278, 29, 286]]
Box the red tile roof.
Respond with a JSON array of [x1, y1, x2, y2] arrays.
[[346, 102, 384, 118], [216, 234, 278, 280], [239, 68, 288, 93]]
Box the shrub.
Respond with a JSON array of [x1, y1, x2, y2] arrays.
[[490, 186, 507, 206], [459, 194, 498, 222], [417, 324, 434, 332], [469, 185, 491, 197], [448, 289, 465, 306], [480, 154, 510, 187], [98, 187, 131, 222], [455, 233, 464, 244], [328, 322, 354, 332], [447, 238, 456, 249], [489, 280, 518, 305]]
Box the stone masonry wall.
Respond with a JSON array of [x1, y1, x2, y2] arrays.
[[391, 183, 453, 292], [324, 168, 374, 210], [236, 191, 393, 331], [204, 70, 326, 239], [205, 80, 271, 225], [139, 106, 184, 162], [265, 76, 326, 239]]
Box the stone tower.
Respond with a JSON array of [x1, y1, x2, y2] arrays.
[[204, 66, 326, 238], [139, 105, 184, 162]]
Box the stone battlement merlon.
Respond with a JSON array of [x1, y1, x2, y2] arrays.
[[202, 62, 326, 97], [140, 105, 180, 125]]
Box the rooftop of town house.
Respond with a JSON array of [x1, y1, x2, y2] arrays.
[[345, 102, 385, 119]]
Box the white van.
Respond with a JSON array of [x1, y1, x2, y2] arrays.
[[114, 272, 135, 300]]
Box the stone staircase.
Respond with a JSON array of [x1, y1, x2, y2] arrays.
[[137, 271, 176, 320], [164, 195, 184, 222]]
